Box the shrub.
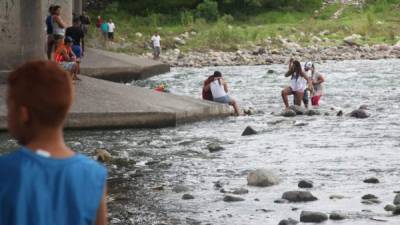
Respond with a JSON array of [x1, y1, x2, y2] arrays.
[[180, 10, 194, 26], [220, 14, 235, 24], [196, 0, 219, 22]]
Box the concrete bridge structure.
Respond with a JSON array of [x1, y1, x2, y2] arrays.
[[0, 0, 231, 130]]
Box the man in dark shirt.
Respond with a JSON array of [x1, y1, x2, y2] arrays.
[[80, 11, 91, 35], [66, 18, 85, 58]]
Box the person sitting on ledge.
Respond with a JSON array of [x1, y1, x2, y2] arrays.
[[0, 61, 108, 225], [204, 71, 240, 116], [54, 36, 80, 81]]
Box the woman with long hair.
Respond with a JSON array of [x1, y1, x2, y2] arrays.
[[281, 59, 312, 110]]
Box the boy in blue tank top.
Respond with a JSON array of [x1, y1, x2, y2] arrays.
[[0, 61, 108, 225]]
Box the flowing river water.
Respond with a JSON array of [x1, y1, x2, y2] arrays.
[[1, 59, 400, 225]]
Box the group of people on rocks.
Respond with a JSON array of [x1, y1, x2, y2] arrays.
[[96, 16, 116, 42], [46, 5, 86, 81], [202, 60, 325, 115]]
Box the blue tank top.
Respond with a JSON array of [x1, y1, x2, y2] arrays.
[[46, 15, 53, 35], [0, 147, 107, 225]]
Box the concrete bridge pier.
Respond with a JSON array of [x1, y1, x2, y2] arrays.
[[0, 0, 45, 72]]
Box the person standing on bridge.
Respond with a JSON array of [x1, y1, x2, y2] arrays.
[[52, 5, 67, 46], [66, 17, 85, 58], [45, 5, 55, 60]]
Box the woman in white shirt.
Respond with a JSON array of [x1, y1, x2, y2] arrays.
[[281, 59, 312, 110], [205, 71, 240, 116], [151, 32, 161, 59]]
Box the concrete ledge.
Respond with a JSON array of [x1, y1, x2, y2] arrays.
[[80, 48, 170, 82], [0, 76, 231, 131]]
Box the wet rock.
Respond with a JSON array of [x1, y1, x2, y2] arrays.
[[207, 143, 224, 153], [298, 180, 313, 188], [247, 169, 280, 187], [359, 104, 369, 110], [282, 191, 318, 202], [294, 121, 308, 127], [305, 109, 321, 116], [336, 110, 343, 117], [362, 199, 381, 205], [329, 212, 346, 220], [223, 195, 245, 202], [241, 126, 258, 136], [243, 107, 255, 115], [329, 194, 345, 200], [362, 194, 378, 200], [214, 180, 224, 188], [394, 194, 400, 205], [363, 177, 379, 184], [393, 205, 400, 215], [300, 211, 328, 223], [232, 187, 249, 195], [172, 185, 190, 193], [274, 198, 289, 204], [350, 109, 370, 119], [182, 194, 195, 200], [344, 34, 362, 46], [267, 69, 275, 74], [152, 185, 164, 191], [384, 204, 396, 211], [95, 149, 112, 162], [281, 109, 297, 117], [278, 218, 299, 225], [290, 105, 306, 115]]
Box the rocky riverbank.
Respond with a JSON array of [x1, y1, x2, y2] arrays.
[[154, 39, 400, 67]]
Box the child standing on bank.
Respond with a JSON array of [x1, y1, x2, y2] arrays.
[[0, 61, 108, 225]]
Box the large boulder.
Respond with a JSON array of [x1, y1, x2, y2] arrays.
[[247, 169, 279, 187], [300, 211, 328, 223], [282, 191, 318, 202], [242, 126, 258, 136], [350, 109, 370, 119]]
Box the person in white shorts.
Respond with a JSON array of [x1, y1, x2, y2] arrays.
[[205, 71, 240, 116], [281, 59, 312, 110]]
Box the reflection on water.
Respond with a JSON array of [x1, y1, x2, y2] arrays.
[[1, 59, 400, 225]]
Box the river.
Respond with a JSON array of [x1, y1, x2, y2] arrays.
[[0, 59, 399, 225]]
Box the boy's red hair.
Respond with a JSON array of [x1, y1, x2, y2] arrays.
[[7, 60, 73, 127]]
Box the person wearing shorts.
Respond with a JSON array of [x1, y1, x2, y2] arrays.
[[204, 71, 240, 116], [304, 61, 325, 107], [281, 59, 312, 110]]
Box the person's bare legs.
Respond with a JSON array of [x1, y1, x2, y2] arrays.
[[229, 98, 240, 116], [281, 86, 293, 110], [294, 91, 304, 107], [46, 37, 54, 60]]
